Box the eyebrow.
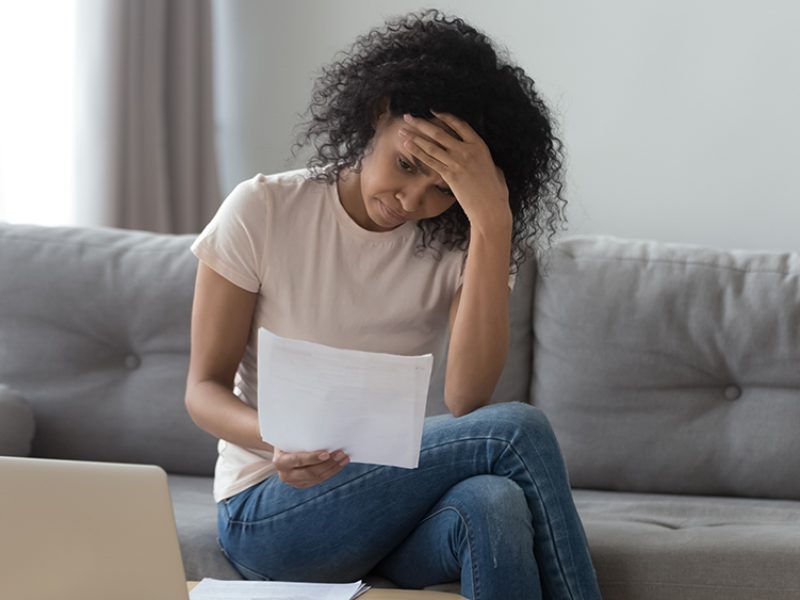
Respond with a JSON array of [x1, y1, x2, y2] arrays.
[[402, 152, 451, 191], [411, 155, 431, 176]]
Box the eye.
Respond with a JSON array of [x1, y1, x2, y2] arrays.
[[398, 157, 413, 172], [398, 156, 453, 196]]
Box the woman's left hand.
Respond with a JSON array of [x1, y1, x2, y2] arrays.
[[398, 110, 511, 231]]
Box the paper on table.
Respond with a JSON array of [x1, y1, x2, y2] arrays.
[[258, 327, 433, 469], [189, 577, 371, 600]]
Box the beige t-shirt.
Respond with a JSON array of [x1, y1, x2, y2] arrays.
[[190, 168, 516, 502]]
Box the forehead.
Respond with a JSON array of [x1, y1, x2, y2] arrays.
[[379, 115, 458, 185], [382, 114, 461, 141]]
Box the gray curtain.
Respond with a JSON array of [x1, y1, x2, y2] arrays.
[[75, 0, 220, 233]]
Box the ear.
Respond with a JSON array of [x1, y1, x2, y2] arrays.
[[371, 96, 391, 128]]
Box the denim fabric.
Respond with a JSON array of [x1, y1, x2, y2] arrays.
[[217, 401, 602, 600]]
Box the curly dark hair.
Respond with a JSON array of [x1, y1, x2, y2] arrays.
[[289, 7, 568, 277]]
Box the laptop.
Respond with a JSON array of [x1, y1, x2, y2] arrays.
[[0, 456, 190, 600]]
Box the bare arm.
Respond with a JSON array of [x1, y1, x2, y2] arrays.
[[185, 262, 351, 489], [184, 262, 273, 453], [444, 218, 513, 417]]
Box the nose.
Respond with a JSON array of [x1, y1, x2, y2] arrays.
[[395, 183, 426, 213]]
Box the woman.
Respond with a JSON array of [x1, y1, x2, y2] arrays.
[[185, 8, 602, 599]]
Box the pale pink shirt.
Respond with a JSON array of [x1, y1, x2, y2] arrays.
[[190, 168, 516, 502]]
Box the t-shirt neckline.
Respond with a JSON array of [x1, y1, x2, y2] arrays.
[[328, 175, 416, 242]]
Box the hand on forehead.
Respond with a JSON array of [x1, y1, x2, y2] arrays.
[[430, 116, 462, 140], [402, 114, 463, 143]]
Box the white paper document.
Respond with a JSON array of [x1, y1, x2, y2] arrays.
[[189, 577, 371, 600], [258, 327, 433, 469]]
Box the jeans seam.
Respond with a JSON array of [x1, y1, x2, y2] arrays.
[[500, 435, 578, 600], [419, 504, 479, 599]]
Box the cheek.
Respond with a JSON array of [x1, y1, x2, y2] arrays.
[[438, 197, 458, 213]]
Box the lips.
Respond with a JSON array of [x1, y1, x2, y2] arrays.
[[380, 201, 407, 223]]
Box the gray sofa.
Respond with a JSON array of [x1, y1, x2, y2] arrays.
[[1, 220, 799, 599]]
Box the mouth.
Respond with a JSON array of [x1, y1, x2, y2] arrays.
[[379, 200, 409, 224]]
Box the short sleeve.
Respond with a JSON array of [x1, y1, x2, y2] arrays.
[[190, 175, 268, 293]]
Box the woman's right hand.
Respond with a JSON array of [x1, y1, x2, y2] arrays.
[[272, 447, 350, 489]]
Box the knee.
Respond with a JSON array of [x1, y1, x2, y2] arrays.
[[449, 475, 531, 525], [482, 401, 556, 439]]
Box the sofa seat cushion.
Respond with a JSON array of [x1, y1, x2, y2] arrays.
[[574, 488, 800, 600], [168, 474, 241, 581], [169, 477, 800, 598]]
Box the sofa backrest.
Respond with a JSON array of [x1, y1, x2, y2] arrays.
[[532, 235, 800, 500], [0, 222, 538, 475], [0, 223, 217, 475]]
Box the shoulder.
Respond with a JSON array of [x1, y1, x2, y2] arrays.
[[249, 167, 321, 193], [221, 168, 320, 214]]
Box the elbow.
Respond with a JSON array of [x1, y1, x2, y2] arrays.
[[183, 380, 202, 426], [184, 389, 198, 425], [445, 395, 490, 418]]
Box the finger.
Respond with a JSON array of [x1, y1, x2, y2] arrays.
[[402, 114, 462, 150], [429, 110, 476, 143], [317, 457, 349, 481], [402, 134, 451, 173], [274, 448, 330, 470], [293, 454, 348, 486], [308, 450, 348, 473]]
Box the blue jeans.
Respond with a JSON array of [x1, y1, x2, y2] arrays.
[[217, 401, 602, 600]]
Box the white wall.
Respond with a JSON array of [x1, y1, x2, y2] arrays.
[[212, 0, 799, 252]]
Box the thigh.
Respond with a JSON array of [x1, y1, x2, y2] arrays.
[[218, 403, 547, 583]]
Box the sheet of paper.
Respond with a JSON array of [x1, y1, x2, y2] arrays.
[[258, 326, 433, 469], [189, 577, 371, 600]]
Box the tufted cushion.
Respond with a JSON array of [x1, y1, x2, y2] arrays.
[[0, 223, 218, 475], [532, 235, 800, 500], [0, 384, 35, 456]]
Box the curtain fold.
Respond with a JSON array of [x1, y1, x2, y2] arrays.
[[76, 0, 220, 233]]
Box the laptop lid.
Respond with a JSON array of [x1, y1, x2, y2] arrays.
[[0, 456, 190, 600]]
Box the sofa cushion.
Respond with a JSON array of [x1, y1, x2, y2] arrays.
[[574, 488, 800, 600], [168, 475, 242, 581], [0, 223, 217, 475], [532, 235, 800, 500], [0, 385, 35, 456]]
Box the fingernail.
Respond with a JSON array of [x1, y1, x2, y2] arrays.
[[319, 452, 330, 460], [403, 113, 413, 122]]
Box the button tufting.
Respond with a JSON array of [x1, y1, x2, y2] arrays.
[[124, 354, 140, 369], [723, 385, 741, 400]]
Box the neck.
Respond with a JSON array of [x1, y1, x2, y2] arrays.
[[337, 167, 367, 226]]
